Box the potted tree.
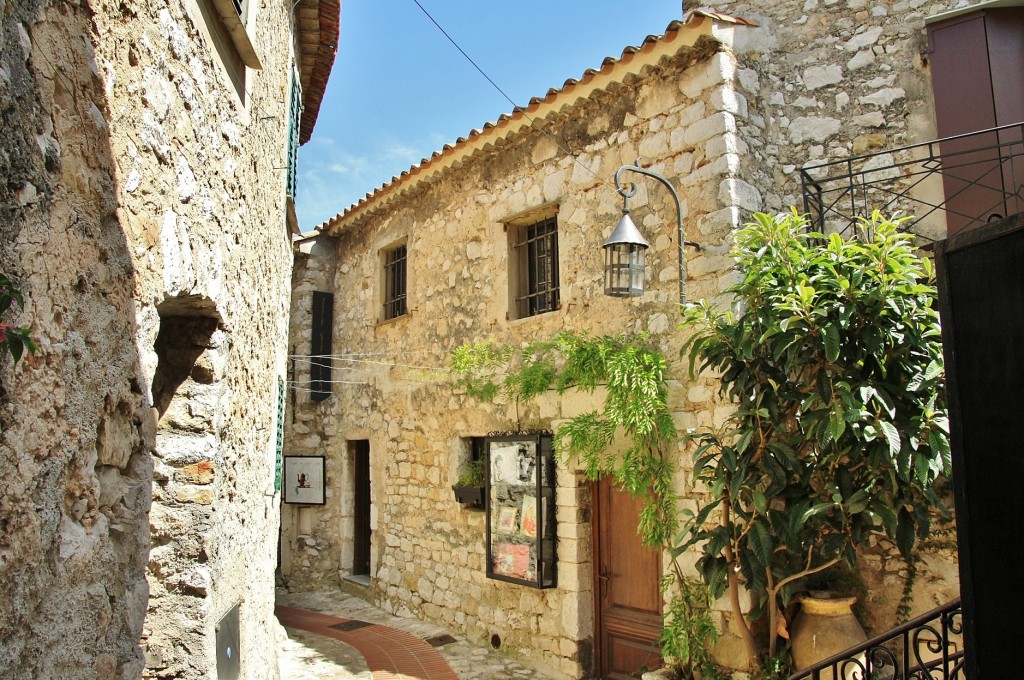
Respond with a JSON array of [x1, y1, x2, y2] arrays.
[[452, 459, 486, 508], [677, 211, 950, 671]]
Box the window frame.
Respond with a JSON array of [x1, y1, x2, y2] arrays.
[[508, 211, 560, 320], [381, 242, 408, 321]]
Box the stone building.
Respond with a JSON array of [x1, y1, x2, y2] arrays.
[[280, 1, 1019, 677], [0, 1, 337, 678]]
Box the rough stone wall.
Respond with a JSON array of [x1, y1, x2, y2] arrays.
[[1, 0, 298, 678], [0, 2, 152, 677], [280, 237, 338, 586], [703, 0, 965, 240], [283, 42, 761, 677]]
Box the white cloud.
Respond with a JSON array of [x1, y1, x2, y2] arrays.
[[295, 136, 430, 230]]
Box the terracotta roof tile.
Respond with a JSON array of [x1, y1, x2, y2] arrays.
[[317, 10, 756, 233], [296, 0, 340, 145]]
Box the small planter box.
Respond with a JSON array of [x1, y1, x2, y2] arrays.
[[453, 485, 485, 508]]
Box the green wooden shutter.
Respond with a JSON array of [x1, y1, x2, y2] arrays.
[[286, 72, 302, 198], [275, 377, 285, 491]]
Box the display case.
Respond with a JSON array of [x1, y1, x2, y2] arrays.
[[485, 433, 556, 588]]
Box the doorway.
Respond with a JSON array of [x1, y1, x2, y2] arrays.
[[351, 440, 371, 576], [593, 478, 663, 679]]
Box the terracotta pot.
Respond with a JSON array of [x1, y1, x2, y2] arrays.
[[790, 593, 868, 680]]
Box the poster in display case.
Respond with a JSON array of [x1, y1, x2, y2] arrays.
[[485, 433, 556, 588]]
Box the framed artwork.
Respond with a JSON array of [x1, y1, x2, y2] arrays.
[[283, 456, 326, 505], [520, 496, 537, 538], [497, 506, 518, 533], [491, 543, 531, 580]]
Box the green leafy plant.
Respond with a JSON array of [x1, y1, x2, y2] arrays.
[[454, 458, 486, 488], [678, 211, 950, 666], [660, 575, 724, 679], [0, 272, 36, 366], [453, 332, 722, 670]]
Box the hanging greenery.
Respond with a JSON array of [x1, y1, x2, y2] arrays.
[[678, 210, 950, 666], [452, 332, 720, 677]]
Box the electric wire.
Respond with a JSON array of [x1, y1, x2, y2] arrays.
[[409, 0, 614, 190]]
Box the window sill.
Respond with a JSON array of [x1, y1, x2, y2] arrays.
[[376, 312, 410, 328], [208, 0, 262, 68]]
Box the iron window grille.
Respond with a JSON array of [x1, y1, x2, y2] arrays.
[[513, 216, 559, 318], [383, 244, 407, 320]]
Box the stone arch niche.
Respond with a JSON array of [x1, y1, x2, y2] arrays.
[[144, 293, 227, 678]]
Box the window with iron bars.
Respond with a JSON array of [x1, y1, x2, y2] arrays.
[[511, 215, 559, 319], [382, 244, 407, 320]]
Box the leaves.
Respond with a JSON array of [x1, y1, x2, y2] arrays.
[[0, 273, 37, 367], [678, 210, 949, 658]]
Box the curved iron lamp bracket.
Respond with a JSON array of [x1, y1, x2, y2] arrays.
[[613, 162, 702, 308]]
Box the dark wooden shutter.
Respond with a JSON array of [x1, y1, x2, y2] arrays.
[[928, 8, 1024, 234], [310, 291, 333, 401]]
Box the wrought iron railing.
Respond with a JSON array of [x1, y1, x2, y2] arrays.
[[788, 597, 964, 680], [801, 122, 1024, 241]]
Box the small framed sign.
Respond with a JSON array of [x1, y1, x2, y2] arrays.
[[283, 456, 326, 505]]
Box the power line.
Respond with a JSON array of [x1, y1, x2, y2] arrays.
[[410, 0, 613, 189]]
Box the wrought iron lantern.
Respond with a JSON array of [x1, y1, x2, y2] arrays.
[[603, 162, 701, 305], [603, 206, 649, 297]]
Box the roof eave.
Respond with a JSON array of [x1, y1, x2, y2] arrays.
[[295, 0, 340, 145], [320, 13, 747, 236]]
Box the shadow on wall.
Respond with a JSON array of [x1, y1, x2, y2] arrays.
[[0, 1, 152, 677]]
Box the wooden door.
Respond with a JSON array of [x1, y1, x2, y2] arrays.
[[594, 479, 662, 679]]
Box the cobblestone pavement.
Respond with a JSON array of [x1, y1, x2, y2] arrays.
[[276, 589, 556, 679]]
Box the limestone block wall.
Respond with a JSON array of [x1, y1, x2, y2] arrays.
[[1, 0, 298, 678], [281, 237, 340, 586], [283, 40, 761, 677], [703, 0, 965, 239]]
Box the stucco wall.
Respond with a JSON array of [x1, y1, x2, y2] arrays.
[[1, 0, 298, 677]]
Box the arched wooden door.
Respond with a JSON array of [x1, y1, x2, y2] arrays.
[[593, 478, 663, 679]]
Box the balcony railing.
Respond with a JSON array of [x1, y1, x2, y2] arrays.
[[801, 122, 1024, 241], [788, 597, 964, 680]]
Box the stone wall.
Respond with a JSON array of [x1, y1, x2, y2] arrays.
[[1, 0, 302, 677], [283, 6, 965, 675], [703, 0, 966, 240], [1, 2, 153, 677], [283, 35, 762, 677]]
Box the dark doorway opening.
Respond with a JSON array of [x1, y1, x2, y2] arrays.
[[351, 440, 371, 576]]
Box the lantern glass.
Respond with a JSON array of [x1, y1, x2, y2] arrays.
[[604, 242, 646, 297]]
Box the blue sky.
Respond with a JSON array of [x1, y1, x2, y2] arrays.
[[296, 0, 687, 231]]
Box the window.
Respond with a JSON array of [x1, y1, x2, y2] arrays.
[[510, 214, 560, 319], [193, 0, 262, 102], [382, 244, 407, 320]]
